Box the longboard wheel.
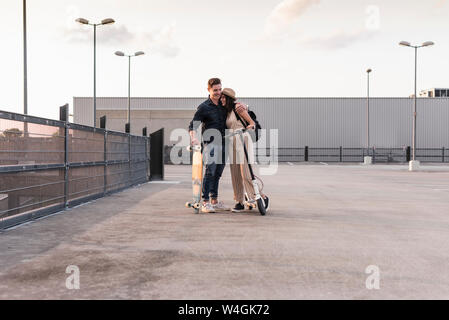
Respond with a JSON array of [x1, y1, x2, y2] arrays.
[[245, 201, 256, 210], [187, 145, 202, 152], [185, 202, 191, 208], [193, 203, 200, 209]]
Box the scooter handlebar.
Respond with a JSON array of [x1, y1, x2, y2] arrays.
[[224, 128, 247, 139]]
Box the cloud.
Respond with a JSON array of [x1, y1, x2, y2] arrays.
[[436, 0, 446, 8], [265, 0, 320, 37], [62, 24, 135, 45], [299, 29, 376, 50], [261, 1, 379, 50], [62, 10, 180, 58], [141, 22, 181, 58]]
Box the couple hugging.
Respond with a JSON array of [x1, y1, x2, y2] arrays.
[[188, 78, 269, 213]]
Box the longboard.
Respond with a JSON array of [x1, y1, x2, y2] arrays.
[[185, 145, 203, 213]]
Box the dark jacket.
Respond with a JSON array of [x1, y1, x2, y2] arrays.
[[188, 97, 227, 144]]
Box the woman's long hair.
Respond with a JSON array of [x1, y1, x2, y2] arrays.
[[223, 94, 236, 114]]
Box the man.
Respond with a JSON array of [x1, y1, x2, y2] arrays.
[[188, 78, 246, 213]]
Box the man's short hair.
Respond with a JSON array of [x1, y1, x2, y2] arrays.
[[208, 78, 221, 89]]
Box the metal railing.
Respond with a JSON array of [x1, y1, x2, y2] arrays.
[[256, 146, 448, 164], [0, 110, 150, 230], [164, 145, 448, 164]]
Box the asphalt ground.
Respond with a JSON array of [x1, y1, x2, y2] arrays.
[[0, 163, 448, 299]]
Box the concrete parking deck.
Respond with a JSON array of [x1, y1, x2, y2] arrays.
[[0, 163, 449, 299]]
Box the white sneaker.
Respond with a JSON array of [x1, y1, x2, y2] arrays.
[[202, 202, 216, 213], [213, 201, 230, 212]]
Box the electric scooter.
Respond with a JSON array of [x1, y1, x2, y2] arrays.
[[225, 128, 267, 216]]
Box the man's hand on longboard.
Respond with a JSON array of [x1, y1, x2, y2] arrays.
[[191, 137, 200, 146], [187, 132, 201, 152], [189, 130, 200, 147]]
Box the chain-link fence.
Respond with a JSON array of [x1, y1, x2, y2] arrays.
[[0, 111, 149, 230]]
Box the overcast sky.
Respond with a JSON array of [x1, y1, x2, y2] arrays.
[[1, 0, 448, 119]]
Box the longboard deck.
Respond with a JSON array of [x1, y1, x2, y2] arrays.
[[185, 145, 203, 213]]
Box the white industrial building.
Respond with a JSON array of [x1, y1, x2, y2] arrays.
[[74, 97, 449, 149]]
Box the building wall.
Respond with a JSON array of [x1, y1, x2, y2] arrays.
[[74, 97, 449, 148], [420, 88, 449, 97]]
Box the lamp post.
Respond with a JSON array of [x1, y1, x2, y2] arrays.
[[399, 40, 434, 171], [23, 0, 28, 116], [23, 0, 28, 137], [76, 17, 115, 127], [114, 51, 145, 132], [364, 68, 373, 165]]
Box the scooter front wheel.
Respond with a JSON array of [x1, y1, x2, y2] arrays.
[[257, 198, 266, 216]]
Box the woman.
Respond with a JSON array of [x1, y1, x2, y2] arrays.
[[221, 88, 269, 212]]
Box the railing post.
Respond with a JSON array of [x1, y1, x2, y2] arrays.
[[406, 146, 411, 162], [125, 123, 131, 186], [145, 137, 148, 180], [64, 122, 69, 208], [147, 135, 151, 180], [60, 104, 68, 122], [443, 147, 445, 163], [129, 133, 132, 186], [339, 146, 343, 162], [372, 147, 376, 163], [305, 146, 309, 162], [149, 128, 164, 181], [142, 127, 148, 181], [104, 130, 107, 195], [100, 116, 106, 130]]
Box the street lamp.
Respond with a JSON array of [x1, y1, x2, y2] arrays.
[[399, 40, 434, 171], [76, 17, 115, 127], [364, 68, 373, 165], [114, 51, 145, 132]]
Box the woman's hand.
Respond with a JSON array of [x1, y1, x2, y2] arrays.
[[235, 102, 248, 114], [234, 102, 254, 129]]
